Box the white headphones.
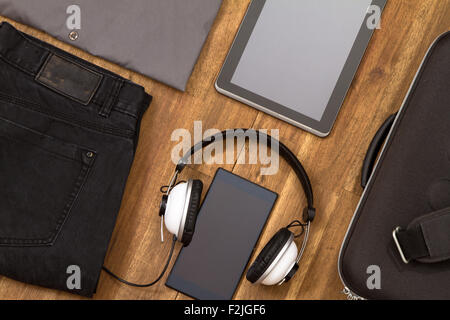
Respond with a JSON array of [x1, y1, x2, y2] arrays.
[[158, 129, 316, 286]]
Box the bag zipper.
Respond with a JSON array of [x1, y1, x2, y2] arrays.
[[342, 287, 364, 300]]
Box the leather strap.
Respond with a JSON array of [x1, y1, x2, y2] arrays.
[[395, 207, 450, 263]]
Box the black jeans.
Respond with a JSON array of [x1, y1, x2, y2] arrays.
[[0, 22, 151, 297]]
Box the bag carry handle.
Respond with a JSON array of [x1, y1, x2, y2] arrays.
[[361, 113, 397, 188]]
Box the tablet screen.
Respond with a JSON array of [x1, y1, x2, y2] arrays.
[[230, 0, 373, 121], [166, 169, 277, 300]]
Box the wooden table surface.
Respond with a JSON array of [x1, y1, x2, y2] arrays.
[[0, 0, 449, 300]]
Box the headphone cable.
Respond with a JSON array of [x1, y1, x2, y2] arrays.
[[102, 235, 177, 287]]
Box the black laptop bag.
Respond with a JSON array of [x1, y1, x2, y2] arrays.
[[339, 31, 450, 300]]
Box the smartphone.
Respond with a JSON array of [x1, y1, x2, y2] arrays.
[[166, 168, 278, 300]]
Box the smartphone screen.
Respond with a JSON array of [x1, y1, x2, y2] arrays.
[[166, 168, 278, 300]]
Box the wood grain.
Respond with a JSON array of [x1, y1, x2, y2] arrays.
[[0, 0, 449, 300]]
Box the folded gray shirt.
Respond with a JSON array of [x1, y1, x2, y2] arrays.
[[0, 0, 222, 91]]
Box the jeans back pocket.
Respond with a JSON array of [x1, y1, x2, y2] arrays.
[[0, 116, 95, 246]]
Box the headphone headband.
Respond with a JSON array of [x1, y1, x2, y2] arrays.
[[174, 129, 315, 221]]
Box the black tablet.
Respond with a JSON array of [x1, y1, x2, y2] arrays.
[[216, 0, 388, 137], [166, 169, 278, 300]]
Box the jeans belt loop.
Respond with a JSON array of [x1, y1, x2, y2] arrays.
[[99, 78, 123, 118]]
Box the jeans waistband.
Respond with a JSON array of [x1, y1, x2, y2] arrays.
[[0, 22, 151, 119]]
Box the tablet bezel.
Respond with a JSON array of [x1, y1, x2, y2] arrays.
[[215, 0, 388, 137]]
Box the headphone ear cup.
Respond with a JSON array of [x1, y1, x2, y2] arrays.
[[180, 179, 203, 246], [164, 181, 189, 238], [246, 228, 297, 285]]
